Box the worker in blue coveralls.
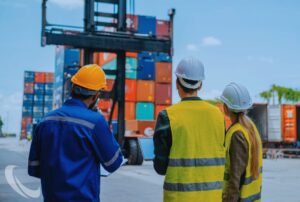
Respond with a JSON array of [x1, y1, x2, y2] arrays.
[[28, 64, 123, 202]]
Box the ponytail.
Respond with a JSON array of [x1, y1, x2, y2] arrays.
[[238, 113, 260, 179]]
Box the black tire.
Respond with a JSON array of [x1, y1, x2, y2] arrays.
[[127, 139, 144, 165]]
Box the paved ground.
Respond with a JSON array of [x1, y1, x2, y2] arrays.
[[0, 137, 300, 202]]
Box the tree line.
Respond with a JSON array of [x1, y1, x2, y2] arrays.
[[260, 85, 300, 104]]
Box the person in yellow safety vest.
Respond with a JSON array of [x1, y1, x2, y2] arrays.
[[220, 83, 263, 202], [153, 57, 226, 202]]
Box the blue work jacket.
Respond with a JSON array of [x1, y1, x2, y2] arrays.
[[28, 98, 123, 202]]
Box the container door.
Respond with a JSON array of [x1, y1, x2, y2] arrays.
[[281, 104, 297, 142], [268, 105, 282, 142]]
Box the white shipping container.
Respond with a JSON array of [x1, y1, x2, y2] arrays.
[[268, 105, 282, 142]]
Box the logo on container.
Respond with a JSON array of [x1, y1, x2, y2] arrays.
[[5, 165, 41, 199]]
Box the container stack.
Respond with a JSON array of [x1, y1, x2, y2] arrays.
[[21, 71, 54, 139], [53, 46, 80, 109], [95, 15, 172, 137]]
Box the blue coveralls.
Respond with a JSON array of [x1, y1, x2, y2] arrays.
[[28, 98, 123, 202]]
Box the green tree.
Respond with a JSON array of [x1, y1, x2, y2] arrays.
[[260, 90, 272, 104]]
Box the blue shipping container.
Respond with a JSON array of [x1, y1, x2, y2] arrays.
[[24, 71, 35, 82], [33, 106, 44, 113], [22, 105, 33, 116], [136, 102, 154, 120], [138, 16, 156, 35], [32, 117, 43, 124], [34, 83, 45, 94], [138, 52, 155, 60], [44, 95, 53, 102], [155, 53, 172, 62], [26, 124, 33, 136], [112, 120, 118, 135], [137, 59, 155, 80], [43, 106, 52, 114], [64, 49, 80, 67], [44, 100, 53, 107], [23, 94, 33, 102], [33, 112, 44, 119]]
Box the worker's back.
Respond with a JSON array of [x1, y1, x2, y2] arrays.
[[164, 100, 225, 202], [28, 98, 123, 202]]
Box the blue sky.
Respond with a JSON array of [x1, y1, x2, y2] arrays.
[[0, 0, 300, 134]]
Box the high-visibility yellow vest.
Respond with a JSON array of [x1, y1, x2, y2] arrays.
[[164, 100, 225, 202], [224, 122, 263, 202]]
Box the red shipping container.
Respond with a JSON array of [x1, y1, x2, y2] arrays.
[[155, 62, 172, 83], [155, 84, 172, 105], [35, 72, 45, 83], [21, 117, 32, 129], [155, 105, 171, 118], [126, 15, 138, 32], [24, 82, 34, 94], [137, 80, 155, 102], [125, 79, 137, 101], [45, 72, 54, 83], [156, 20, 170, 38]]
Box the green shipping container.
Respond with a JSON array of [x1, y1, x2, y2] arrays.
[[136, 102, 154, 120], [102, 57, 137, 79]]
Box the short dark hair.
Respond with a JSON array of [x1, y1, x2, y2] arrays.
[[71, 85, 96, 100], [176, 78, 200, 93]]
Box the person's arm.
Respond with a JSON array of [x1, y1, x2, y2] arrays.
[[91, 115, 123, 173], [28, 125, 41, 178], [153, 110, 172, 175], [223, 132, 249, 202]]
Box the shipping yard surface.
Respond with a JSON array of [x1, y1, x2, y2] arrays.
[[0, 138, 299, 202]]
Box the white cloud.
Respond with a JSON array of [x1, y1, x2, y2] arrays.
[[49, 0, 84, 9], [201, 36, 222, 47], [0, 92, 23, 135], [186, 44, 199, 52]]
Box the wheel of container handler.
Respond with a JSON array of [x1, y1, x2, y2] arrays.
[[127, 139, 144, 165]]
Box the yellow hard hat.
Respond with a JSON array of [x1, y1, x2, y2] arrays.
[[71, 64, 107, 91]]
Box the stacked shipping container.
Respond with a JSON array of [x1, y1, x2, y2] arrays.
[[51, 15, 172, 138], [21, 71, 54, 139]]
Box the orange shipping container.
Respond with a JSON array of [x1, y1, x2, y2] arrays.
[[45, 72, 54, 83], [281, 104, 297, 142], [125, 79, 137, 101], [110, 102, 135, 120], [126, 120, 156, 136], [35, 72, 45, 83], [137, 80, 155, 102], [106, 79, 115, 91], [216, 103, 232, 130], [125, 102, 136, 120], [98, 99, 112, 111], [21, 117, 32, 129], [155, 105, 171, 118], [155, 62, 172, 83], [155, 84, 172, 105]]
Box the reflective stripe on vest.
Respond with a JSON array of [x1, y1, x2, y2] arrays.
[[224, 123, 263, 202], [168, 157, 225, 167], [164, 101, 225, 202], [164, 181, 223, 192]]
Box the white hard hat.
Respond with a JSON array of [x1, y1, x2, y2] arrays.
[[220, 82, 253, 112], [175, 57, 205, 89]]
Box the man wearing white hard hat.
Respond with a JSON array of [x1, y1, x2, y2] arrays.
[[153, 57, 226, 202], [220, 83, 263, 202]]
